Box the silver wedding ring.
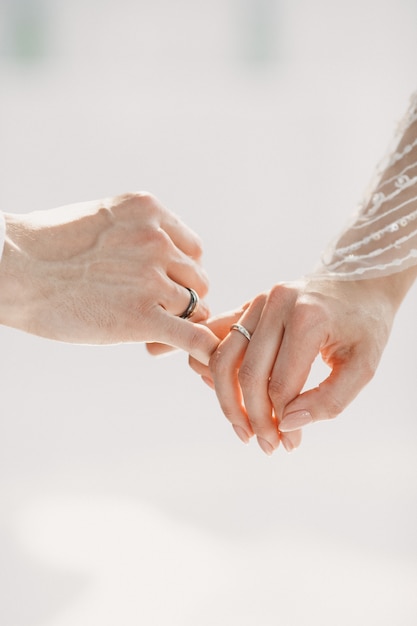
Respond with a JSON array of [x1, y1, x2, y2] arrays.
[[180, 288, 199, 319], [230, 323, 252, 341]]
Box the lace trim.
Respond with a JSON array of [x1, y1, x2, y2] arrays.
[[318, 92, 417, 280]]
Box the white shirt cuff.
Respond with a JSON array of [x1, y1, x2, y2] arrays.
[[0, 211, 5, 263]]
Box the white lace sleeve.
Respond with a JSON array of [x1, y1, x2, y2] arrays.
[[316, 92, 417, 280], [0, 212, 5, 263]]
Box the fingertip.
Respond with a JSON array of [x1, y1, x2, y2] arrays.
[[279, 410, 312, 432], [187, 324, 220, 366], [158, 311, 220, 365], [280, 429, 302, 452], [145, 342, 178, 357], [257, 437, 276, 456], [233, 424, 251, 444]]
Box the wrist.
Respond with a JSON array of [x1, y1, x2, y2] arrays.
[[308, 265, 417, 313], [366, 265, 417, 311]]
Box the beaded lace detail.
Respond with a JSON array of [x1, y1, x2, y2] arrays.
[[318, 92, 417, 279]]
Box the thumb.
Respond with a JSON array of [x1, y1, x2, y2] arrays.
[[279, 358, 372, 432], [154, 311, 220, 365]]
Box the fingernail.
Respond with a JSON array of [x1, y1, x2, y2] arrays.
[[201, 375, 215, 390], [233, 424, 251, 444], [281, 432, 301, 453], [279, 410, 312, 432], [257, 437, 274, 456]]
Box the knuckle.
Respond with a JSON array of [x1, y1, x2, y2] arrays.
[[209, 345, 236, 379], [268, 283, 296, 308], [359, 356, 377, 384], [267, 284, 330, 334], [131, 190, 156, 206], [238, 363, 262, 391], [141, 226, 170, 251], [209, 348, 227, 377], [267, 377, 291, 403], [109, 192, 157, 223], [267, 285, 285, 309], [291, 300, 327, 332], [251, 292, 268, 310], [95, 202, 113, 223], [126, 191, 159, 218], [136, 192, 159, 218], [322, 392, 345, 419]]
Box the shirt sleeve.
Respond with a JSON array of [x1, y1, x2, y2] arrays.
[[316, 92, 417, 280], [0, 211, 5, 263]]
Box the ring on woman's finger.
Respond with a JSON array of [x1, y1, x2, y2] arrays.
[[230, 323, 252, 341], [179, 288, 199, 319]]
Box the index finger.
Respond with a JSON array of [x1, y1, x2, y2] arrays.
[[279, 354, 374, 431], [267, 310, 324, 423]]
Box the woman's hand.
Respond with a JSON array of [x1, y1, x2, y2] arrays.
[[0, 192, 218, 364], [190, 269, 417, 453]]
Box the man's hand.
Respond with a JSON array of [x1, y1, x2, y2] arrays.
[[0, 193, 218, 364]]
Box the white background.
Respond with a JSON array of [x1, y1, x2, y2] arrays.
[[1, 1, 417, 624]]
